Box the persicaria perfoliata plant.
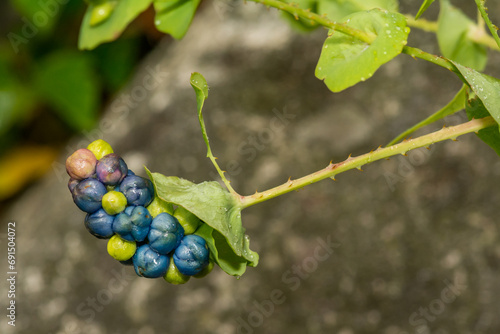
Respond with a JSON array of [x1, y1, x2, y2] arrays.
[[69, 0, 500, 281], [66, 140, 218, 283]]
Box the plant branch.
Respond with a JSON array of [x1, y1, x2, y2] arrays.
[[247, 0, 374, 43], [238, 117, 497, 209], [405, 14, 438, 32], [247, 0, 458, 71], [475, 0, 500, 49]]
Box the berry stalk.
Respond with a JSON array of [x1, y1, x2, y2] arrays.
[[238, 116, 497, 209]]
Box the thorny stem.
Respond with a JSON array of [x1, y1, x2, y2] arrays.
[[238, 117, 497, 209], [474, 0, 500, 49]]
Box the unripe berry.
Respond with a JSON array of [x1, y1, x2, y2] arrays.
[[84, 208, 114, 238], [164, 257, 190, 285], [107, 234, 137, 261], [148, 213, 184, 255], [146, 196, 174, 217], [119, 175, 154, 207], [72, 178, 107, 213], [173, 235, 210, 276], [102, 191, 127, 215], [112, 206, 152, 242], [66, 149, 97, 180], [133, 244, 169, 278], [87, 139, 114, 160], [173, 206, 201, 235], [96, 153, 128, 186]]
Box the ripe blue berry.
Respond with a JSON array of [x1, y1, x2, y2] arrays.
[[133, 244, 169, 278], [148, 213, 184, 255], [112, 206, 152, 242], [173, 235, 210, 276], [119, 175, 154, 207], [84, 208, 114, 238], [72, 178, 107, 213], [96, 153, 128, 186], [66, 148, 97, 180]]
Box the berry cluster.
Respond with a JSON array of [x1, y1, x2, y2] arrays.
[[66, 140, 213, 284]]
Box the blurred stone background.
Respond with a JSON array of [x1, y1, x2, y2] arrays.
[[2, 1, 500, 333]]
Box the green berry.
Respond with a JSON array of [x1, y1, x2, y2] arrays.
[[146, 196, 174, 218], [87, 139, 114, 160], [102, 191, 127, 215], [173, 206, 201, 235], [164, 257, 190, 285], [107, 234, 136, 261], [194, 260, 214, 278]]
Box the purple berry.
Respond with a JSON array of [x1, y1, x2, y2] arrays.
[[66, 149, 97, 180], [96, 153, 128, 186], [68, 178, 79, 193]]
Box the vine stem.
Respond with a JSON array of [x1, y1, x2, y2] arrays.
[[238, 117, 497, 209], [248, 0, 374, 43], [474, 0, 500, 49]]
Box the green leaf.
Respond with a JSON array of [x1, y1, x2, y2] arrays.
[[146, 171, 259, 276], [9, 0, 60, 32], [451, 61, 500, 126], [466, 91, 500, 156], [195, 224, 255, 276], [79, 0, 153, 50], [315, 9, 409, 92], [33, 51, 99, 130], [154, 0, 201, 39], [92, 37, 140, 90], [415, 0, 435, 19], [387, 85, 466, 145], [437, 0, 487, 71], [318, 0, 398, 22], [0, 63, 35, 136]]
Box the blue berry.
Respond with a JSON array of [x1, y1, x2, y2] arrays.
[[84, 209, 114, 238], [72, 178, 107, 213], [127, 169, 135, 176], [96, 153, 128, 186], [112, 206, 152, 242], [148, 213, 184, 255], [119, 175, 154, 207], [133, 244, 169, 278], [173, 235, 209, 276]]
